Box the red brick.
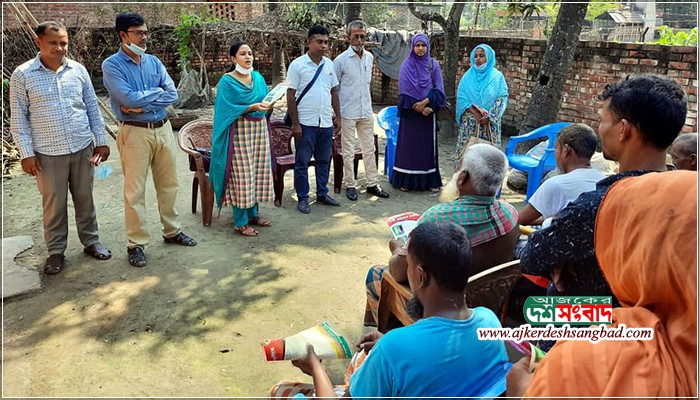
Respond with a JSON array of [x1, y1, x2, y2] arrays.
[[682, 54, 697, 63], [639, 59, 658, 66], [670, 61, 691, 70], [620, 58, 639, 65]]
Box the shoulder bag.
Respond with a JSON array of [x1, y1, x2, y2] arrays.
[[284, 62, 325, 126]]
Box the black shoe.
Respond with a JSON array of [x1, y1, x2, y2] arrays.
[[127, 247, 147, 268], [43, 254, 65, 275], [367, 185, 390, 198], [346, 187, 358, 201], [317, 195, 341, 206], [298, 198, 310, 214], [163, 232, 197, 246]]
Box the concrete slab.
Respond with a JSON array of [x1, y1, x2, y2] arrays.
[[2, 236, 41, 299]]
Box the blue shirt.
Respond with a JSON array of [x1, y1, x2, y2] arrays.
[[10, 54, 108, 159], [101, 48, 178, 123], [349, 307, 510, 398]]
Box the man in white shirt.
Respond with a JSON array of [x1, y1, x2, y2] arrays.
[[10, 21, 112, 274], [287, 25, 342, 214], [518, 124, 605, 227], [333, 20, 390, 201]]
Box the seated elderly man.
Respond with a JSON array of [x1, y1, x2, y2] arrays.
[[670, 132, 697, 171], [364, 144, 519, 327], [273, 222, 511, 398], [518, 124, 605, 227]]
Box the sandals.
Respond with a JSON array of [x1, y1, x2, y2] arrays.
[[163, 232, 198, 246], [83, 243, 112, 260], [248, 217, 272, 227], [235, 225, 259, 237], [127, 247, 147, 268], [44, 254, 65, 275]]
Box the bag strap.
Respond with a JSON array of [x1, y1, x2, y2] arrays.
[[429, 59, 435, 89], [295, 62, 325, 106]]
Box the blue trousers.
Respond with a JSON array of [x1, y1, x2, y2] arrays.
[[233, 204, 258, 227], [294, 124, 333, 200]]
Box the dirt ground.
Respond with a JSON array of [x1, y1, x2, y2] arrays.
[[2, 106, 526, 397]]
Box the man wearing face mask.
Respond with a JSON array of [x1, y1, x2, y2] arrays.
[[333, 20, 390, 201], [102, 12, 197, 268]]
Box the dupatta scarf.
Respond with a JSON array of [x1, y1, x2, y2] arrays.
[[456, 44, 508, 123], [210, 71, 269, 209]]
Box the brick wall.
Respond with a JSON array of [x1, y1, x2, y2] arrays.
[[2, 1, 261, 29], [397, 36, 698, 133], [3, 24, 696, 133]]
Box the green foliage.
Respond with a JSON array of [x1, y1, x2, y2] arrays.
[[285, 2, 341, 32], [506, 1, 544, 20], [656, 25, 698, 46], [362, 4, 395, 26], [173, 12, 219, 71], [585, 1, 618, 22]]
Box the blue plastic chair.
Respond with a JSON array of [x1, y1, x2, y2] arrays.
[[376, 106, 399, 181], [504, 122, 572, 201]]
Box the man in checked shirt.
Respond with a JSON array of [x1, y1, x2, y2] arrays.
[[10, 21, 112, 275]]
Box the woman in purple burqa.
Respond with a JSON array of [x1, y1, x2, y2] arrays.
[[391, 33, 446, 191]]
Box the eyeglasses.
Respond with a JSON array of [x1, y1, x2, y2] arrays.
[[351, 34, 366, 40], [127, 30, 148, 37]]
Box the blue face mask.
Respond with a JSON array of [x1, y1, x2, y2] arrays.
[[475, 62, 487, 70], [125, 42, 147, 56]]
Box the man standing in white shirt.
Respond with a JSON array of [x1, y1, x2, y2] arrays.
[[334, 20, 390, 201], [10, 21, 112, 274], [518, 124, 605, 227], [287, 25, 342, 214]]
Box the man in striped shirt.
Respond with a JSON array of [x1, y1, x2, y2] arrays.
[[364, 144, 519, 326], [10, 21, 112, 274]]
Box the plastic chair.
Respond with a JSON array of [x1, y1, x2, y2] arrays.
[[176, 119, 214, 226], [504, 122, 572, 201], [332, 133, 379, 194], [268, 120, 318, 207], [376, 106, 399, 181], [377, 260, 522, 333]]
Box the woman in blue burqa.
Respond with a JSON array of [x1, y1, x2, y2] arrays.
[[455, 44, 509, 161]]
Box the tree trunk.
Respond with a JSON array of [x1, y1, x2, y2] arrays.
[[271, 39, 286, 86], [346, 2, 362, 25], [473, 1, 481, 28], [518, 2, 589, 151], [442, 4, 465, 136]]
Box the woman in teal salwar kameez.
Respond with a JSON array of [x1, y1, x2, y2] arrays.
[[211, 42, 274, 236]]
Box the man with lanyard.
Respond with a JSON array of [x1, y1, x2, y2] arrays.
[[333, 20, 390, 201], [286, 25, 343, 214], [102, 12, 196, 268], [10, 21, 112, 274]]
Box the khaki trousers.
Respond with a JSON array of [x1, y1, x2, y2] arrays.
[[35, 144, 100, 255], [341, 117, 379, 188], [116, 121, 180, 248]]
